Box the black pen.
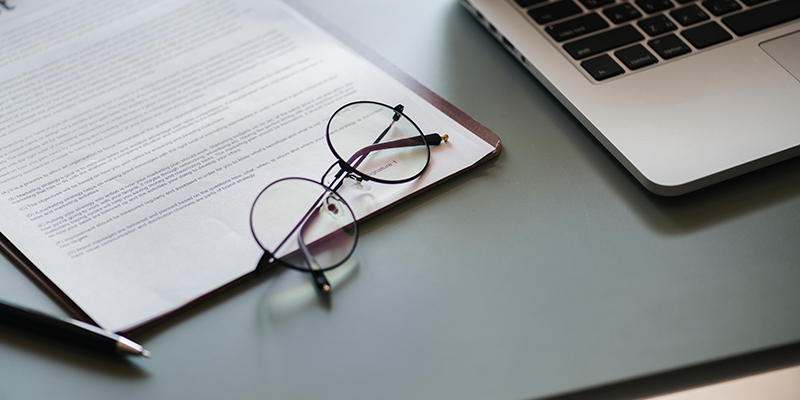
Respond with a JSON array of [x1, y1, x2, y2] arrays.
[[0, 298, 151, 358]]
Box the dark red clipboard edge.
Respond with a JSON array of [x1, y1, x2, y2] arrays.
[[0, 0, 502, 336]]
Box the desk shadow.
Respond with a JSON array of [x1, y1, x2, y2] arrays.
[[254, 257, 359, 330], [443, 3, 800, 235], [0, 326, 148, 378], [127, 254, 359, 341], [619, 156, 800, 235]]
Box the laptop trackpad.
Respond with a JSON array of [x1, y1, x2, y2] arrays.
[[761, 30, 800, 83]]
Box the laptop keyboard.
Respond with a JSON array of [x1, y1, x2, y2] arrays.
[[511, 0, 800, 81]]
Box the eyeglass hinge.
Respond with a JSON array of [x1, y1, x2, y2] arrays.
[[338, 159, 353, 172], [392, 104, 404, 121]]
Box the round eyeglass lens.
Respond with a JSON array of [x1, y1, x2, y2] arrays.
[[327, 102, 430, 184], [250, 178, 357, 272]]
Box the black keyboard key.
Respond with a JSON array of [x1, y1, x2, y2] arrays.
[[702, 0, 741, 16], [638, 15, 678, 36], [675, 0, 694, 3], [603, 3, 643, 24], [723, 0, 800, 36], [681, 21, 732, 48], [579, 0, 616, 9], [636, 0, 675, 14], [671, 5, 710, 26], [648, 33, 691, 58], [528, 0, 583, 24], [564, 25, 644, 59], [581, 54, 625, 80], [547, 13, 610, 42], [615, 44, 659, 69], [514, 0, 548, 7]]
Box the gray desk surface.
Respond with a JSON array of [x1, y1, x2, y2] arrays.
[[1, 1, 799, 399]]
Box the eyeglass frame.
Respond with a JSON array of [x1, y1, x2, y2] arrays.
[[249, 100, 448, 294]]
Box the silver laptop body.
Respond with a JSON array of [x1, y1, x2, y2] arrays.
[[460, 0, 800, 195]]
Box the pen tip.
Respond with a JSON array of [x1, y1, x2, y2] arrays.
[[117, 336, 151, 358]]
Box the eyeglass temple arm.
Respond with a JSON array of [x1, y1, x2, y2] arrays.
[[297, 228, 331, 294], [326, 133, 448, 192], [369, 103, 404, 145], [255, 237, 330, 295], [326, 133, 447, 192], [335, 105, 401, 175], [261, 187, 327, 268], [332, 104, 402, 180], [333, 104, 406, 180], [347, 133, 448, 171], [265, 194, 333, 295]]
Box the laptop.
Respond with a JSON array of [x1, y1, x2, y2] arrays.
[[459, 0, 800, 195]]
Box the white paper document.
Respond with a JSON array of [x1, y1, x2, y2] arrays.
[[0, 0, 497, 332]]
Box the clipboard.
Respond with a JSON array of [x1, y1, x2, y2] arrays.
[[0, 0, 500, 334]]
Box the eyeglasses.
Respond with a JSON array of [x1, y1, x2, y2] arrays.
[[249, 101, 448, 294]]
